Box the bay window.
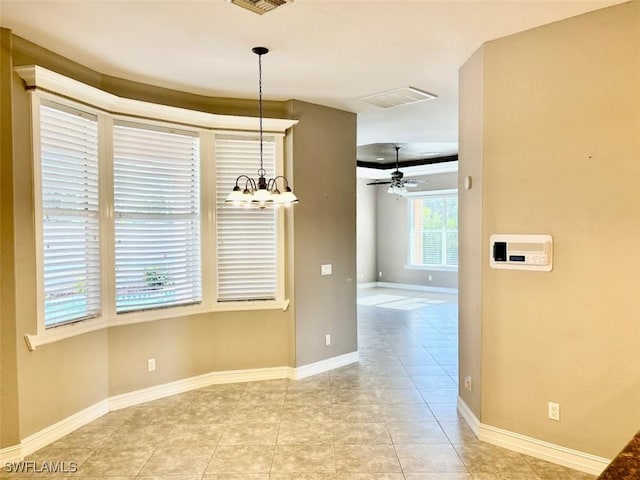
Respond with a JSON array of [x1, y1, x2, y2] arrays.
[[20, 65, 295, 348]]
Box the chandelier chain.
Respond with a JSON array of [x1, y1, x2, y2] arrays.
[[258, 51, 264, 176]]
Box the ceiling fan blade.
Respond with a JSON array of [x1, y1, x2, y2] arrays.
[[367, 181, 392, 185]]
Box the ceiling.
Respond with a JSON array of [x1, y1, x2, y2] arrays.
[[0, 0, 625, 175]]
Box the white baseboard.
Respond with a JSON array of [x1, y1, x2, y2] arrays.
[[356, 282, 378, 289], [109, 366, 294, 411], [0, 351, 358, 461], [12, 400, 109, 461], [374, 281, 458, 295], [456, 396, 481, 434], [294, 351, 359, 379], [457, 397, 610, 476], [0, 444, 22, 464]]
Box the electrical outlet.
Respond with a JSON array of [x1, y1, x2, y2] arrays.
[[464, 375, 472, 391], [428, 275, 433, 281], [378, 271, 382, 278], [147, 358, 156, 372], [321, 264, 332, 276], [548, 401, 560, 421], [325, 334, 331, 346]]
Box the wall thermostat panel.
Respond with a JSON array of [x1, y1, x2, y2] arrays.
[[490, 234, 553, 271]]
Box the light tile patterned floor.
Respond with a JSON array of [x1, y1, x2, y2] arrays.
[[8, 287, 596, 479]]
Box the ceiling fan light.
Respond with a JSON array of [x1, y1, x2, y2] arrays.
[[387, 185, 407, 195]]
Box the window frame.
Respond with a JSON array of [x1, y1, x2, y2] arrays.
[[213, 132, 285, 305], [112, 120, 203, 314], [36, 101, 102, 329], [20, 66, 295, 350], [405, 189, 459, 272]]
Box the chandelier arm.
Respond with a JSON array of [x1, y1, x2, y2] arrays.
[[270, 175, 290, 188], [266, 178, 275, 191], [235, 174, 252, 185], [234, 174, 256, 191]]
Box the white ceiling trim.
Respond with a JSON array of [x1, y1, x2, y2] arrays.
[[14, 65, 298, 133]]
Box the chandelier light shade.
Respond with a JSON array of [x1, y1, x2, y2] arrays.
[[225, 46, 298, 209]]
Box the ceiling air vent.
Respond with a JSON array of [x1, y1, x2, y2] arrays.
[[360, 86, 437, 108], [230, 0, 292, 15]]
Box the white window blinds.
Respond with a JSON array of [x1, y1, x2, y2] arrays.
[[409, 195, 458, 268], [215, 135, 277, 301], [39, 103, 101, 327], [113, 123, 201, 313]]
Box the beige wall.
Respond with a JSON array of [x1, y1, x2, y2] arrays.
[[287, 100, 358, 367], [0, 28, 20, 448], [375, 172, 459, 289], [356, 178, 377, 284], [10, 43, 113, 437], [2, 32, 356, 441], [458, 45, 485, 417], [459, 2, 640, 458], [108, 311, 291, 396]]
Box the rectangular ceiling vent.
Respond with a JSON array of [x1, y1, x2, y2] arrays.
[[230, 0, 291, 15], [360, 86, 437, 108]]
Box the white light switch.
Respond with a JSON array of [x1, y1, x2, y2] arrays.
[[321, 264, 332, 276]]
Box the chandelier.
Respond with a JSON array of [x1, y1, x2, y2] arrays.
[[225, 47, 298, 209]]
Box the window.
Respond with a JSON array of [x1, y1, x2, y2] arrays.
[[21, 66, 295, 347], [215, 135, 277, 301], [408, 193, 458, 268], [39, 102, 101, 327], [113, 123, 201, 313]]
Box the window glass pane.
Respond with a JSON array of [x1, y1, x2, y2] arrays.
[[446, 196, 458, 266], [446, 231, 459, 266], [422, 231, 443, 265], [215, 135, 277, 301], [113, 123, 201, 313], [408, 194, 458, 268], [40, 103, 101, 327], [422, 198, 445, 230], [447, 197, 458, 230]]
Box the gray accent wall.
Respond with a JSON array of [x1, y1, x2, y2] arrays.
[[374, 172, 458, 289], [287, 100, 358, 367], [356, 178, 377, 284]]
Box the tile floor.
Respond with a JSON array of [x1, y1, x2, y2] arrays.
[[9, 287, 595, 479]]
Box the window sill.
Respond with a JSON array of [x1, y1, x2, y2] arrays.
[[25, 318, 108, 351], [404, 264, 458, 272], [24, 299, 290, 351]]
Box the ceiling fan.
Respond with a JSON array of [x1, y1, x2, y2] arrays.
[[366, 146, 426, 195]]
